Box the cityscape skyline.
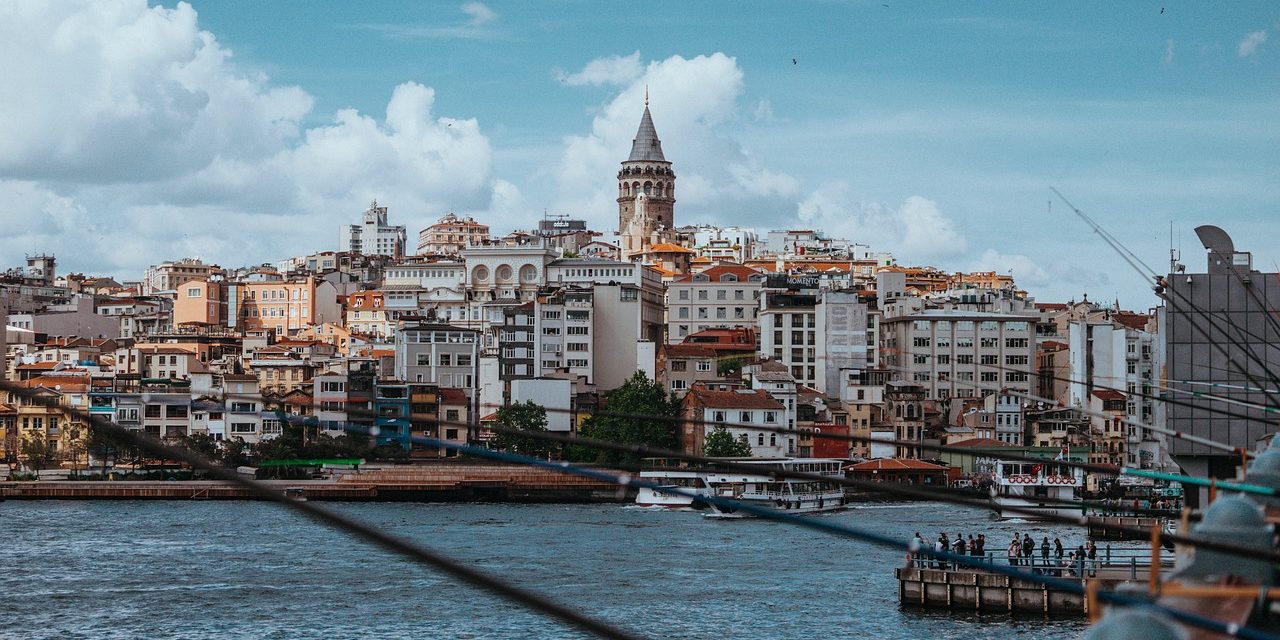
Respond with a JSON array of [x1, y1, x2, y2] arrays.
[[1, 0, 1276, 306]]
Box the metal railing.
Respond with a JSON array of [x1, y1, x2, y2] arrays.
[[907, 544, 1176, 579]]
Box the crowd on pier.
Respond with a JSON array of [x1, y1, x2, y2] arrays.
[[910, 531, 1100, 576]]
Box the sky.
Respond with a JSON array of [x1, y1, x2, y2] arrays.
[[0, 0, 1276, 307]]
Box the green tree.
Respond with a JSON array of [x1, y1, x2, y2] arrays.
[[703, 426, 752, 457], [717, 357, 745, 378], [574, 371, 678, 464], [220, 437, 252, 468], [493, 401, 552, 458], [177, 433, 221, 463], [20, 437, 57, 471]]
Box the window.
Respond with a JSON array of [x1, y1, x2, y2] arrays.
[[670, 380, 688, 390], [678, 307, 689, 319], [979, 321, 999, 332], [981, 338, 998, 349], [713, 410, 726, 423], [981, 355, 999, 365], [231, 423, 256, 433], [696, 361, 711, 372], [542, 326, 561, 335], [981, 372, 998, 382], [1006, 338, 1029, 349], [678, 289, 689, 300], [671, 361, 687, 372], [417, 354, 431, 366], [913, 337, 931, 347], [740, 411, 752, 423], [166, 405, 188, 418], [567, 359, 588, 367], [445, 409, 460, 421], [567, 343, 589, 351], [956, 354, 974, 364], [764, 411, 777, 423], [439, 354, 452, 366], [1005, 355, 1028, 365], [145, 405, 162, 418], [567, 326, 588, 335], [620, 288, 638, 302], [187, 287, 202, 298]]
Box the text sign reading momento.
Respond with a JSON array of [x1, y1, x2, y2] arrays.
[[767, 274, 820, 290]]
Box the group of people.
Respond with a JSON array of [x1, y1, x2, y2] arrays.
[[908, 531, 1100, 577], [909, 532, 988, 569], [1006, 534, 1098, 576]]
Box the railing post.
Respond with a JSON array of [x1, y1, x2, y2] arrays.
[[1130, 556, 1137, 580]]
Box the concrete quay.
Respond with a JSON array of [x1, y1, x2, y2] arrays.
[[0, 465, 632, 503]]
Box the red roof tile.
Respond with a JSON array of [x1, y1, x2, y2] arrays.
[[685, 387, 784, 410], [1091, 389, 1127, 401]]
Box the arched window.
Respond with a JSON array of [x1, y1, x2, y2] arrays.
[[643, 181, 652, 195]]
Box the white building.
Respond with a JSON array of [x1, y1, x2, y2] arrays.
[[758, 289, 869, 395], [340, 200, 407, 258]]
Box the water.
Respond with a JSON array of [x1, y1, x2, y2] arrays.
[[2, 500, 1093, 639]]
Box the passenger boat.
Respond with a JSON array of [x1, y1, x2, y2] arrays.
[[634, 470, 712, 508], [990, 459, 1085, 520], [701, 458, 848, 518]]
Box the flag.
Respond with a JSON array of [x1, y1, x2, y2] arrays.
[[1031, 464, 1043, 476], [1054, 446, 1067, 461]]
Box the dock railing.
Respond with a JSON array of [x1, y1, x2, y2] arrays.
[[908, 545, 1176, 580]]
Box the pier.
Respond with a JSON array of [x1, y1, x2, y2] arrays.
[[896, 549, 1174, 615], [0, 464, 631, 502]]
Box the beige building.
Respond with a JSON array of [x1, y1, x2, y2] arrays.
[[667, 264, 765, 343], [142, 258, 219, 295], [418, 212, 490, 256]]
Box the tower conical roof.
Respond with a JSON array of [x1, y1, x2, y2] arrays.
[[626, 106, 666, 162]]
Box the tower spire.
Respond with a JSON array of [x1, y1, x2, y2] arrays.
[[645, 85, 649, 107]]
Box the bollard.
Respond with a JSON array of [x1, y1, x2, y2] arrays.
[[1130, 557, 1136, 580]]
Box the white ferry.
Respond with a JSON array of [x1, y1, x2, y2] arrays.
[[701, 458, 848, 518], [990, 459, 1085, 520], [634, 470, 712, 509]]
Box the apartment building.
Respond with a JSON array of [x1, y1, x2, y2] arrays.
[[681, 385, 789, 458], [417, 212, 490, 255], [758, 290, 869, 395], [393, 324, 480, 390], [881, 309, 1037, 402], [666, 264, 765, 342], [341, 200, 407, 258]]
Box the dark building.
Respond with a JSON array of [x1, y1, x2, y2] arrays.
[[1163, 225, 1280, 503]]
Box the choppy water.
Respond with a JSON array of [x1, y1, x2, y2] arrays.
[[2, 500, 1093, 639]]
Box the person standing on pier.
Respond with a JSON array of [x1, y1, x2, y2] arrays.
[[953, 533, 967, 557], [936, 533, 948, 569], [1022, 534, 1035, 565], [1040, 536, 1050, 566], [1053, 537, 1064, 564], [1008, 537, 1021, 566], [1086, 541, 1098, 577]]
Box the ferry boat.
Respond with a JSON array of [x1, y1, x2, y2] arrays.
[[990, 458, 1085, 520], [634, 470, 712, 508], [701, 458, 848, 518]]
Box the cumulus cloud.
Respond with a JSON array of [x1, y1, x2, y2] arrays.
[[556, 52, 644, 87], [1238, 30, 1268, 57], [552, 52, 806, 231], [968, 249, 1110, 300], [795, 182, 966, 262], [0, 1, 311, 182], [461, 2, 497, 25], [0, 0, 508, 277]]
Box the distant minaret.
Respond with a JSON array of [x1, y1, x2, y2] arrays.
[[617, 90, 675, 260]]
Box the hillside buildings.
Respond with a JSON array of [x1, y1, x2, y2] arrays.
[[341, 200, 407, 258]]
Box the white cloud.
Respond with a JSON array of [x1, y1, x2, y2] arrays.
[[795, 182, 966, 263], [461, 2, 497, 26], [1163, 39, 1175, 65], [556, 52, 644, 87], [1238, 30, 1268, 58], [552, 52, 808, 232], [0, 1, 507, 277], [968, 249, 1110, 300], [0, 1, 311, 183]]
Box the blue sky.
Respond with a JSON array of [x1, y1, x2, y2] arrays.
[[0, 1, 1276, 306]]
